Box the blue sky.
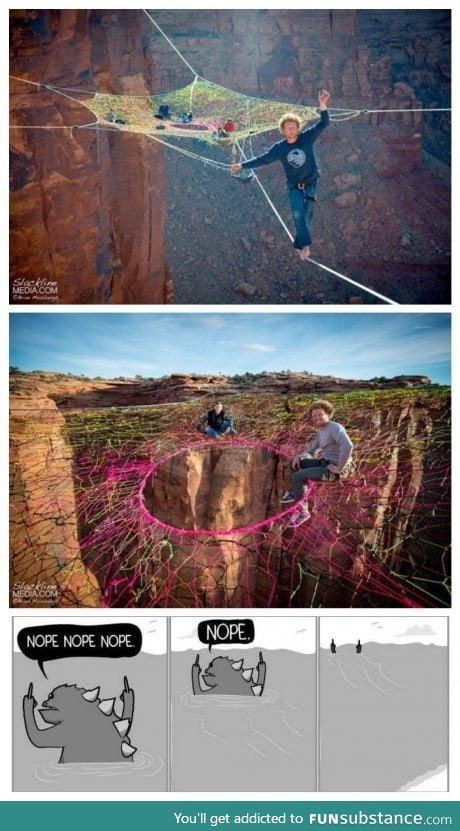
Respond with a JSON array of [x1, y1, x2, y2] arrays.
[[9, 312, 451, 383]]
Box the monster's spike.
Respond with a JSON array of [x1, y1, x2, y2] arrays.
[[121, 741, 137, 757], [251, 684, 262, 697], [113, 718, 130, 737], [252, 668, 259, 683], [82, 687, 100, 702], [242, 669, 252, 681], [98, 698, 115, 715], [231, 660, 243, 671]]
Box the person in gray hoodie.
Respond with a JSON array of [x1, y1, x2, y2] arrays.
[[281, 399, 354, 527]]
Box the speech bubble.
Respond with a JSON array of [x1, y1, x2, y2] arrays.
[[198, 619, 255, 652], [17, 624, 142, 677]]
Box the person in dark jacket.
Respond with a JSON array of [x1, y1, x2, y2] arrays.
[[230, 89, 330, 260], [196, 402, 236, 438]]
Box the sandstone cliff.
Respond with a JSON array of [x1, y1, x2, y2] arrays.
[[9, 369, 432, 410], [10, 9, 172, 304]]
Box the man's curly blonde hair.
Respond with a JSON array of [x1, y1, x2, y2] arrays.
[[278, 112, 302, 133], [308, 399, 335, 418]]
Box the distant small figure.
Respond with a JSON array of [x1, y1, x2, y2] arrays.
[[223, 118, 235, 133], [330, 639, 336, 654], [178, 111, 193, 123], [195, 401, 236, 438], [356, 639, 362, 654], [105, 111, 126, 125], [155, 103, 171, 120], [217, 126, 229, 138]]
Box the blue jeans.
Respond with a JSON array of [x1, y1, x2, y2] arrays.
[[205, 420, 235, 437], [291, 457, 334, 502], [288, 181, 317, 249]]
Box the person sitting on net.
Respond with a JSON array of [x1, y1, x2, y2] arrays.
[[178, 111, 193, 123], [280, 398, 354, 527], [195, 402, 236, 438], [155, 103, 171, 120], [223, 118, 235, 133]]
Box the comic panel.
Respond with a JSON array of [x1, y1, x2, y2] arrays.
[[319, 617, 448, 792], [170, 616, 317, 792], [13, 617, 167, 792]]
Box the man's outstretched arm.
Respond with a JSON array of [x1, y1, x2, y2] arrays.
[[318, 89, 330, 111], [303, 89, 330, 140], [230, 143, 281, 176]]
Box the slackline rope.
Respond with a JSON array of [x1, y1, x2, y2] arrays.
[[142, 8, 198, 77], [235, 139, 399, 306]]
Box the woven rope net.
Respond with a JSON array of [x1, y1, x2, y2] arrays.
[[10, 389, 450, 609]]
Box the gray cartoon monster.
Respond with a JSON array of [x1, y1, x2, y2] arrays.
[[23, 676, 136, 763], [192, 652, 266, 696]]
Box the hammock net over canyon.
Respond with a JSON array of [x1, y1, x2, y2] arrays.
[[10, 389, 451, 609], [86, 79, 319, 144]]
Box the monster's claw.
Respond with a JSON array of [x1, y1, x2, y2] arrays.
[[259, 651, 263, 664], [124, 676, 129, 692], [195, 654, 200, 667], [24, 683, 36, 710]]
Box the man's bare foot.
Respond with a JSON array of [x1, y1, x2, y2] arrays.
[[297, 246, 310, 260]]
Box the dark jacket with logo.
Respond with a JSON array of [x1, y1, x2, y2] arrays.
[[241, 110, 329, 186]]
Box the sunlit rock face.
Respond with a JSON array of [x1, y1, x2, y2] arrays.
[[10, 9, 171, 304], [144, 446, 285, 532], [10, 405, 100, 608]]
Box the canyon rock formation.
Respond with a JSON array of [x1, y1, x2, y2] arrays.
[[10, 372, 450, 609], [10, 9, 171, 304]]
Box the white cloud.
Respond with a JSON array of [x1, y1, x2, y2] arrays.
[[220, 340, 275, 353], [396, 625, 435, 637]]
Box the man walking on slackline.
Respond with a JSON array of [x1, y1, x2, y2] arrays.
[[230, 89, 330, 260]]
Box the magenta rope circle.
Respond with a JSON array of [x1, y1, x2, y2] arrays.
[[137, 439, 311, 537]]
